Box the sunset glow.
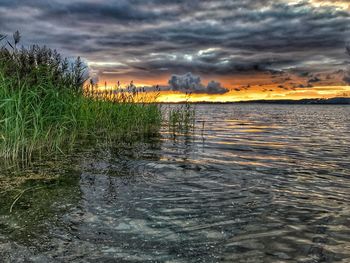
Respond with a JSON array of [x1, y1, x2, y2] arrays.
[[2, 0, 350, 102], [157, 86, 350, 103], [1, 1, 350, 261]]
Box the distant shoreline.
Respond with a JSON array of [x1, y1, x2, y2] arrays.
[[161, 97, 350, 105]]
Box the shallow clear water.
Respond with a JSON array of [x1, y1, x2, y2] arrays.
[[1, 104, 350, 262]]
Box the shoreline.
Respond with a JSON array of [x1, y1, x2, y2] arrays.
[[158, 97, 350, 105]]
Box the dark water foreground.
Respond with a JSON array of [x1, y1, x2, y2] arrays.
[[0, 104, 350, 263]]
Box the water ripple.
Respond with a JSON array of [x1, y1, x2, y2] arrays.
[[1, 104, 350, 262]]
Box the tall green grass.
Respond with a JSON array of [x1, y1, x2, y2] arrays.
[[0, 32, 161, 161]]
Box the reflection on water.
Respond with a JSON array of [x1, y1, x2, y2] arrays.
[[1, 104, 350, 262]]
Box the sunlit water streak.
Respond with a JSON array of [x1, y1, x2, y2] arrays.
[[1, 104, 350, 262]]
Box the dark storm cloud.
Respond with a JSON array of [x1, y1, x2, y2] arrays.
[[168, 73, 228, 94], [38, 1, 180, 23], [308, 76, 322, 83], [1, 0, 349, 90], [343, 75, 350, 84]]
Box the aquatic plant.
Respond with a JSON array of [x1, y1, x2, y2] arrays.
[[168, 93, 195, 134], [0, 32, 161, 161]]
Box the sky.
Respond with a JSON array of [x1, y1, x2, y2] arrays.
[[1, 0, 350, 101]]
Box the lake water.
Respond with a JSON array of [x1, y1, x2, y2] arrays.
[[1, 104, 350, 262]]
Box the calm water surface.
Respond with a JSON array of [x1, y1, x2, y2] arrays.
[[1, 104, 350, 262]]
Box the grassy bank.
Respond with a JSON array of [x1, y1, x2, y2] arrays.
[[0, 33, 161, 161]]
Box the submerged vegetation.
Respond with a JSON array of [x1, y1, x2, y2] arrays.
[[0, 32, 162, 161]]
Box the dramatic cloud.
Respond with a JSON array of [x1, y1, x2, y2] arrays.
[[0, 0, 349, 91], [207, 81, 229, 94], [343, 75, 350, 84], [168, 73, 228, 94], [308, 76, 322, 83]]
